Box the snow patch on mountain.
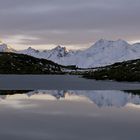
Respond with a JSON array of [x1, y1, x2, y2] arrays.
[[0, 42, 15, 52], [1, 39, 140, 68], [18, 39, 140, 68]]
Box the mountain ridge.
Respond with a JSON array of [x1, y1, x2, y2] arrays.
[[0, 39, 140, 68], [0, 52, 62, 74], [83, 58, 140, 82]]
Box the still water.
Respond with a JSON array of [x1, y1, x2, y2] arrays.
[[0, 75, 140, 90], [0, 90, 140, 140]]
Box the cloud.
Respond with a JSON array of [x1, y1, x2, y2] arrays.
[[0, 0, 140, 49]]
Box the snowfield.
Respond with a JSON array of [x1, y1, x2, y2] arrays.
[[0, 39, 140, 68]]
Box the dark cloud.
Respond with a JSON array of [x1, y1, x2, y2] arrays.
[[0, 0, 140, 49]]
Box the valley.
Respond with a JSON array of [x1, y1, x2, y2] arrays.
[[0, 39, 140, 82]]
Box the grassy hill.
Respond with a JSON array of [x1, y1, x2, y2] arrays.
[[0, 52, 62, 74], [83, 59, 140, 82]]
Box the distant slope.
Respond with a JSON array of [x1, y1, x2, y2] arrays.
[[0, 52, 62, 74], [1, 39, 140, 68], [83, 59, 140, 82], [18, 39, 140, 68], [0, 42, 15, 52]]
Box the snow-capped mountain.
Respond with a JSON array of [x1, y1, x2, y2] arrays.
[[17, 45, 74, 62], [59, 39, 140, 68], [1, 39, 140, 68], [18, 39, 140, 68], [42, 45, 70, 59], [0, 42, 15, 52], [18, 47, 39, 55]]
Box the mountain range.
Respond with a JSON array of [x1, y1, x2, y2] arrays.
[[0, 39, 140, 68]]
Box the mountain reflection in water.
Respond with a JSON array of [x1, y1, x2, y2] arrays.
[[0, 90, 140, 140], [0, 90, 140, 108]]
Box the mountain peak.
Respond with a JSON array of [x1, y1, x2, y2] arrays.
[[53, 45, 67, 51], [94, 39, 112, 46], [114, 39, 129, 46], [97, 38, 108, 43], [91, 39, 129, 49], [51, 45, 68, 57], [26, 47, 39, 53], [55, 45, 63, 49], [0, 42, 15, 52], [27, 47, 35, 50], [116, 39, 126, 42]]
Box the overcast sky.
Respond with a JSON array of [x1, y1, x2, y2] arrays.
[[0, 0, 140, 50]]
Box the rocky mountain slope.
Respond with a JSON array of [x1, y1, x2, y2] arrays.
[[83, 59, 140, 82], [0, 39, 140, 68], [0, 42, 15, 52], [0, 52, 62, 74], [18, 39, 140, 68]]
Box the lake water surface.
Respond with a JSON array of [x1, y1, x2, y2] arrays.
[[0, 75, 140, 90], [0, 90, 140, 140]]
